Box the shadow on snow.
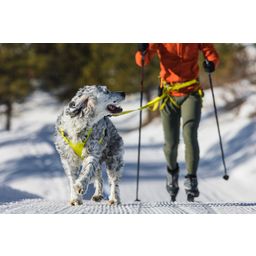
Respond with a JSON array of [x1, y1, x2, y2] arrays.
[[0, 124, 64, 183], [0, 185, 42, 204], [199, 120, 256, 178], [1, 119, 255, 193]]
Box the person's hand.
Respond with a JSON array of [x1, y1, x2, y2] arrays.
[[138, 43, 149, 54], [203, 60, 215, 73]]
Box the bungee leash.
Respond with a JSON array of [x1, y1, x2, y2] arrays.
[[113, 79, 203, 117]]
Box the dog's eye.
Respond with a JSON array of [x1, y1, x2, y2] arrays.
[[69, 101, 76, 108]]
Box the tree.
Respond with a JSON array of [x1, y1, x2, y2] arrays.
[[199, 43, 248, 87], [0, 44, 33, 130], [1, 43, 251, 131], [80, 43, 160, 123], [28, 43, 92, 101], [29, 43, 160, 124]]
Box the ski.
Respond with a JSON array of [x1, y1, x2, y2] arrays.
[[171, 195, 177, 202], [187, 194, 195, 202]]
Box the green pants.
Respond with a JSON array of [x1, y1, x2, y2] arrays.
[[160, 93, 202, 175]]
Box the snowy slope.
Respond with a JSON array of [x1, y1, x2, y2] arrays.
[[0, 83, 256, 213]]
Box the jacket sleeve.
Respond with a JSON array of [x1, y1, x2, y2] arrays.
[[199, 43, 220, 67], [135, 43, 158, 67]]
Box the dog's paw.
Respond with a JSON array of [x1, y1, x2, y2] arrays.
[[91, 195, 104, 202], [70, 199, 83, 206], [107, 199, 121, 206], [74, 182, 85, 195]]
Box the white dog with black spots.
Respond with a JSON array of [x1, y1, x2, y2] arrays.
[[55, 85, 125, 206]]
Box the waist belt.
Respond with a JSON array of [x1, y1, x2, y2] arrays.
[[160, 78, 198, 91], [160, 79, 203, 108]]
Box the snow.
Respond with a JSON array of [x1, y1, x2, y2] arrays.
[[1, 199, 256, 214], [0, 84, 256, 213]]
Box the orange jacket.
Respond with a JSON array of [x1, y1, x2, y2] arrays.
[[135, 43, 220, 96]]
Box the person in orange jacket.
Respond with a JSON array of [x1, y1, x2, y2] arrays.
[[135, 43, 220, 201]]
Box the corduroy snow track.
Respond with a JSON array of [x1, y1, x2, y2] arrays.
[[1, 199, 256, 214]]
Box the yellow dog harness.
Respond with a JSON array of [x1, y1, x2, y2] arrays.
[[58, 127, 105, 159]]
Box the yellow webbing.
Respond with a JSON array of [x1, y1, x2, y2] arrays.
[[161, 79, 198, 91], [114, 79, 202, 116], [59, 127, 93, 159]]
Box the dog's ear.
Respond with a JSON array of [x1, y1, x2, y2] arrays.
[[83, 97, 89, 107], [79, 95, 94, 110], [83, 96, 97, 117], [65, 94, 97, 118], [65, 96, 88, 118]]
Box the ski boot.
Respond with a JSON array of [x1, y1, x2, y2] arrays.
[[184, 174, 200, 202], [166, 165, 179, 202]]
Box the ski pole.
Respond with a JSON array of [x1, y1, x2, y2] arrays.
[[206, 60, 229, 180], [135, 52, 145, 201]]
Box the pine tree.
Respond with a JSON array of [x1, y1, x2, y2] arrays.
[[0, 44, 33, 130], [29, 43, 92, 100], [199, 44, 248, 86]]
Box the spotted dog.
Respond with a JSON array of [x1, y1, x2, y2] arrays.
[[55, 85, 125, 206]]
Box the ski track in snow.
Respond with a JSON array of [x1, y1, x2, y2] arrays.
[[1, 199, 256, 214]]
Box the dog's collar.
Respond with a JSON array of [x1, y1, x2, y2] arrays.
[[58, 127, 105, 159]]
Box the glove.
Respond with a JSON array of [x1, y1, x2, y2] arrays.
[[138, 43, 149, 54], [203, 60, 215, 73]]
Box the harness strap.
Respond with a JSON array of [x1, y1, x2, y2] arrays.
[[58, 127, 105, 159]]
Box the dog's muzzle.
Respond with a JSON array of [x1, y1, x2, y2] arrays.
[[106, 91, 125, 114]]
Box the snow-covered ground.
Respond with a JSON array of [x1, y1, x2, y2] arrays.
[[0, 82, 256, 213], [1, 199, 256, 214]]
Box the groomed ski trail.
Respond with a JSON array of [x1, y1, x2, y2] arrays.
[[1, 199, 256, 214]]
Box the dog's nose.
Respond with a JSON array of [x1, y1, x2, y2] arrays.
[[120, 92, 126, 98]]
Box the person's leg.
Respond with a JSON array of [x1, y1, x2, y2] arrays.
[[181, 93, 202, 175], [160, 99, 182, 200], [181, 93, 202, 200], [160, 101, 181, 171]]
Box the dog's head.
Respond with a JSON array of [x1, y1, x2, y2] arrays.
[[65, 85, 125, 121]]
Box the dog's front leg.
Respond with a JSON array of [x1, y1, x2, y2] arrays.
[[106, 155, 123, 205], [106, 168, 121, 205], [74, 155, 99, 196], [91, 169, 104, 202], [60, 157, 83, 206]]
